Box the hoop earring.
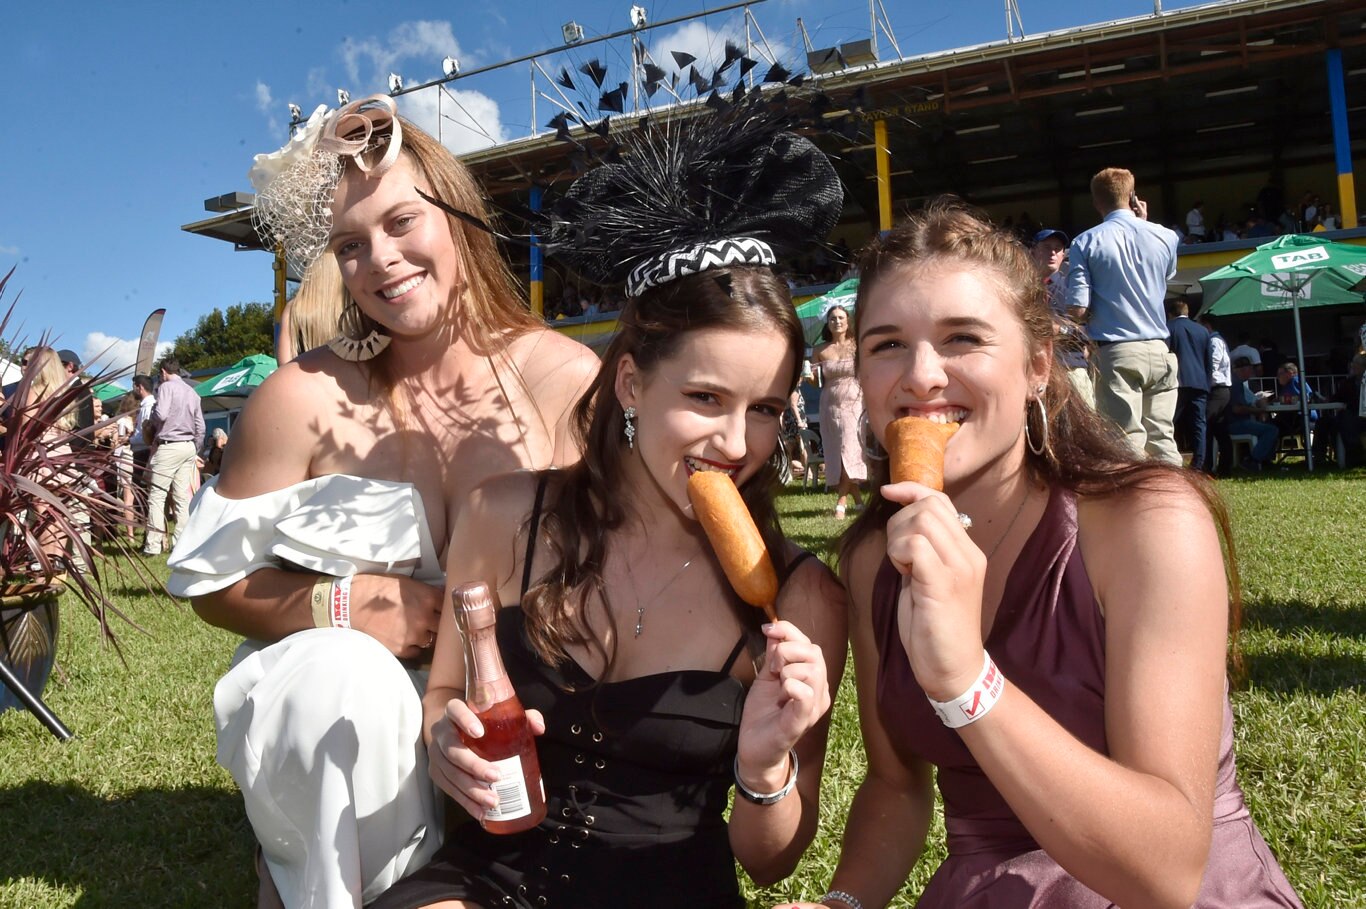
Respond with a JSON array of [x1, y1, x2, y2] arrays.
[[859, 410, 888, 462], [623, 406, 637, 449], [1026, 391, 1049, 457], [328, 297, 392, 362]]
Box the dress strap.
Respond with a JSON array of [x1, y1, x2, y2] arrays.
[[719, 635, 750, 675], [520, 473, 551, 598], [781, 550, 817, 583]]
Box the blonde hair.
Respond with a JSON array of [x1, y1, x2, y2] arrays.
[[1090, 167, 1135, 211], [25, 346, 76, 431], [283, 252, 345, 361]]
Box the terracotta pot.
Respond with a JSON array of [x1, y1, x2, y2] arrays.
[[0, 586, 61, 715]]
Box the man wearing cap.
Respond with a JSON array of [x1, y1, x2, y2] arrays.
[[58, 349, 96, 444], [1228, 356, 1279, 470], [141, 356, 204, 556], [1032, 228, 1094, 408], [1066, 167, 1181, 464]]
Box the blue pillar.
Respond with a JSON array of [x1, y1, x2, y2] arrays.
[[1327, 48, 1358, 228], [529, 185, 544, 318]]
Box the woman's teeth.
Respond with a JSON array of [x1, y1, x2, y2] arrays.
[[913, 409, 967, 424], [685, 457, 738, 477], [923, 410, 967, 426], [381, 275, 424, 299]]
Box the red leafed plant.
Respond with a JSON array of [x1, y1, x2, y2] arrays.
[[0, 266, 160, 649]]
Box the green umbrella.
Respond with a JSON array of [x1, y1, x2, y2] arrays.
[[195, 353, 277, 413], [91, 383, 129, 403], [1198, 234, 1366, 470], [795, 278, 859, 345]]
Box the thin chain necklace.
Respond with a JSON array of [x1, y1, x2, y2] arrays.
[[983, 486, 1032, 562], [623, 555, 695, 637]]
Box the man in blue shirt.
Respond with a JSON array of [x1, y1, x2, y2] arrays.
[[1228, 356, 1279, 469], [1066, 167, 1181, 464]]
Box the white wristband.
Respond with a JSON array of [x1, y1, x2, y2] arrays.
[[330, 575, 352, 629], [927, 650, 1004, 728]]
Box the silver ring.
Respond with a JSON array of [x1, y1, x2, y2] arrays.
[[957, 512, 973, 530], [424, 631, 435, 649]]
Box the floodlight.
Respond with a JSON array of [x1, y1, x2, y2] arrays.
[[562, 21, 585, 44], [388, 73, 404, 94], [337, 89, 351, 106], [629, 5, 647, 29], [443, 57, 460, 77], [287, 102, 303, 121]]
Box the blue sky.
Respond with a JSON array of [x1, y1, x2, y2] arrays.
[[3, 0, 1205, 381]]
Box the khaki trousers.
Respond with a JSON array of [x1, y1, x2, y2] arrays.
[[1094, 340, 1181, 465], [144, 440, 197, 552]]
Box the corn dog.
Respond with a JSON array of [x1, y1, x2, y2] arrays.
[[886, 416, 959, 490], [687, 471, 779, 621]]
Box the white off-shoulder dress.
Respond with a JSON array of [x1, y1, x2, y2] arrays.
[[168, 474, 446, 908]]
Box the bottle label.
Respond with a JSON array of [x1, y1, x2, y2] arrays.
[[485, 754, 533, 822]]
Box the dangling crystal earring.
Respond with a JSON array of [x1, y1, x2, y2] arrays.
[[623, 406, 637, 449], [328, 298, 392, 362]]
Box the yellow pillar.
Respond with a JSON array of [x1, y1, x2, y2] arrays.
[[273, 246, 288, 321], [875, 118, 893, 232], [1338, 172, 1358, 231]]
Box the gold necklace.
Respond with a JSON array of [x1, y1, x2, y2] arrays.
[[983, 486, 1032, 562]]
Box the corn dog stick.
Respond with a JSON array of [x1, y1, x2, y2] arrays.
[[886, 416, 959, 490], [687, 471, 779, 622]]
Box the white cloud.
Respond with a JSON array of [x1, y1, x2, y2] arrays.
[[255, 81, 283, 137], [0, 244, 18, 256], [306, 67, 331, 101], [329, 20, 506, 151], [80, 332, 174, 382], [341, 20, 465, 89], [399, 88, 508, 154], [645, 20, 792, 78]]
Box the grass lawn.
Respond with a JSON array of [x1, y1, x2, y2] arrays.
[[2, 470, 1363, 907]]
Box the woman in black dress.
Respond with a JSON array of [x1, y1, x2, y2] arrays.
[[374, 77, 849, 909]]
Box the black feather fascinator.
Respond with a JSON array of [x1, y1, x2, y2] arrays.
[[539, 55, 845, 297]]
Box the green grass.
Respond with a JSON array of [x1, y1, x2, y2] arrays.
[[3, 471, 1363, 907]]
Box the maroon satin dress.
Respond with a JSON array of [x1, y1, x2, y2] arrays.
[[871, 485, 1303, 908]]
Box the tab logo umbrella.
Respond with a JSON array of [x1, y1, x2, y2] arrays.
[[195, 353, 278, 413], [1197, 234, 1366, 470]]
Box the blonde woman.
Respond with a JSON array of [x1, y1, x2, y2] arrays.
[[168, 97, 600, 906], [277, 252, 345, 364]]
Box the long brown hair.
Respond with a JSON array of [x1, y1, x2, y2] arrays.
[[521, 266, 804, 678], [839, 200, 1243, 673]]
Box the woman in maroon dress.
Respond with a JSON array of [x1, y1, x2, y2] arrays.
[[776, 202, 1301, 909]]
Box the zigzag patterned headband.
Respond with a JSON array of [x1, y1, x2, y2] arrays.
[[626, 237, 776, 298]]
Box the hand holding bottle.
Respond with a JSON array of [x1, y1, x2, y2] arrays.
[[434, 581, 548, 833], [429, 696, 546, 821]]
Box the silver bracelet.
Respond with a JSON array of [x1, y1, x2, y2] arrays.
[[732, 748, 798, 805], [819, 890, 865, 909]]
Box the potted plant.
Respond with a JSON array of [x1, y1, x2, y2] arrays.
[[0, 267, 154, 737]]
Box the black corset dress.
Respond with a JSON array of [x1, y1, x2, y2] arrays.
[[370, 605, 751, 909]]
